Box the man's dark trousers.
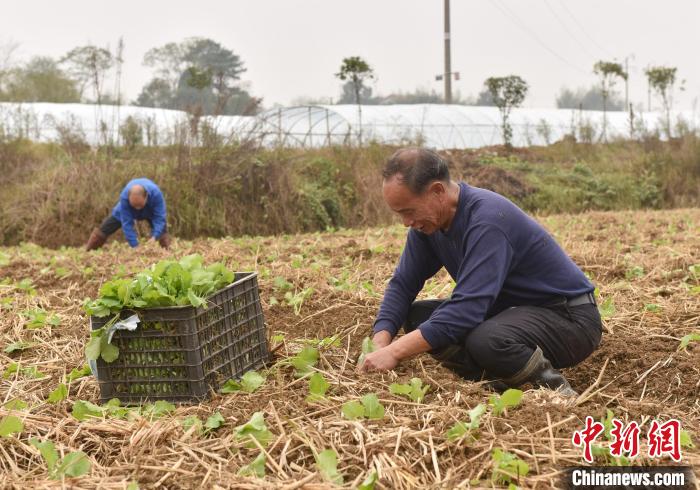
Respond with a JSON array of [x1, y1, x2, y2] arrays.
[[404, 299, 602, 382]]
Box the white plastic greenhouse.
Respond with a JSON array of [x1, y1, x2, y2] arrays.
[[0, 102, 696, 149]]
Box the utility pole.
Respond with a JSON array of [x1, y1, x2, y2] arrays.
[[624, 57, 629, 111], [444, 0, 452, 104]]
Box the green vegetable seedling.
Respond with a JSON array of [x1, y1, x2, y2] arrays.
[[235, 412, 273, 448], [220, 370, 266, 393], [30, 438, 91, 480], [316, 449, 343, 485], [306, 372, 330, 403], [488, 388, 523, 416], [358, 337, 376, 367], [389, 377, 430, 403], [341, 393, 385, 420], [445, 403, 487, 442], [491, 448, 529, 484]]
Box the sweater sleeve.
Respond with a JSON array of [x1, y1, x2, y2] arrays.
[[149, 191, 167, 238], [418, 224, 514, 350], [372, 231, 442, 338], [118, 200, 139, 248]]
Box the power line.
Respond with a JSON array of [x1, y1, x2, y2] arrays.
[[558, 1, 617, 59], [489, 0, 589, 75], [542, 0, 599, 62]]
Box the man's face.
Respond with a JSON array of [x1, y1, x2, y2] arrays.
[[382, 175, 443, 234], [128, 193, 147, 210]]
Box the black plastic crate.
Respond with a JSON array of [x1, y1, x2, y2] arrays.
[[90, 272, 269, 403]]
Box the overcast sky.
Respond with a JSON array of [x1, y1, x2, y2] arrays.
[[2, 0, 698, 110]]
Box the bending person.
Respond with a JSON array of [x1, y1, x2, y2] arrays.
[[85, 177, 170, 250]]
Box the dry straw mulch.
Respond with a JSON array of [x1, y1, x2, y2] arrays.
[[1, 208, 698, 489]]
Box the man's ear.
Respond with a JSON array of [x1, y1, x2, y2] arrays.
[[429, 181, 446, 196]]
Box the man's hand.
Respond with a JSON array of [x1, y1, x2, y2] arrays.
[[357, 346, 399, 373], [358, 329, 433, 374]]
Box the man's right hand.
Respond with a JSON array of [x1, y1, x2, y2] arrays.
[[372, 330, 393, 349]]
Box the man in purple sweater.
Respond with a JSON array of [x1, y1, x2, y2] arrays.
[[358, 148, 602, 395]]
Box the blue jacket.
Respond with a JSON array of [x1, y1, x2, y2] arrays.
[[111, 178, 167, 247], [373, 182, 594, 350]]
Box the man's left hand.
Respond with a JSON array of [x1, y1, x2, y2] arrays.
[[357, 347, 399, 373]]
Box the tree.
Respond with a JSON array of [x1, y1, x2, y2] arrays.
[[474, 88, 496, 106], [335, 56, 375, 144], [137, 37, 253, 116], [60, 45, 114, 103], [645, 66, 678, 137], [0, 40, 19, 94], [484, 75, 528, 147], [335, 57, 375, 105], [593, 60, 627, 140], [556, 86, 624, 111], [338, 81, 375, 104], [379, 88, 444, 105], [0, 56, 80, 103]]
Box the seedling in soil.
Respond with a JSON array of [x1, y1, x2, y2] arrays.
[[389, 377, 430, 403], [680, 430, 694, 448], [488, 388, 523, 416], [4, 340, 36, 354], [71, 399, 174, 422], [625, 266, 644, 280], [678, 332, 700, 351], [3, 399, 28, 410], [358, 469, 378, 490], [3, 362, 45, 379], [357, 337, 376, 366], [0, 415, 23, 437], [22, 308, 61, 329], [306, 372, 330, 403], [341, 393, 385, 420], [301, 335, 341, 348], [284, 287, 314, 315], [66, 364, 93, 382], [183, 412, 226, 435], [590, 409, 631, 466], [445, 403, 487, 442], [235, 412, 273, 448], [289, 346, 319, 377], [491, 448, 529, 485], [16, 278, 36, 296], [29, 438, 91, 479], [644, 303, 661, 313], [316, 448, 343, 485], [238, 452, 266, 477], [598, 297, 616, 319], [47, 383, 68, 403], [273, 276, 293, 291], [220, 370, 266, 393]]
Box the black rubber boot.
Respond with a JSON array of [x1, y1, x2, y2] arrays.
[[504, 346, 578, 396], [85, 228, 107, 251]]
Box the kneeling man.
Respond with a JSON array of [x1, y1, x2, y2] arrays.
[[358, 148, 602, 396]]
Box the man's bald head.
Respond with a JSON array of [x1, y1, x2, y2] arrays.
[[382, 147, 450, 195], [128, 184, 148, 210]]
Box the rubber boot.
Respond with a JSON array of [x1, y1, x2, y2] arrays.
[[85, 228, 107, 251], [504, 346, 578, 396], [157, 233, 172, 249]]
